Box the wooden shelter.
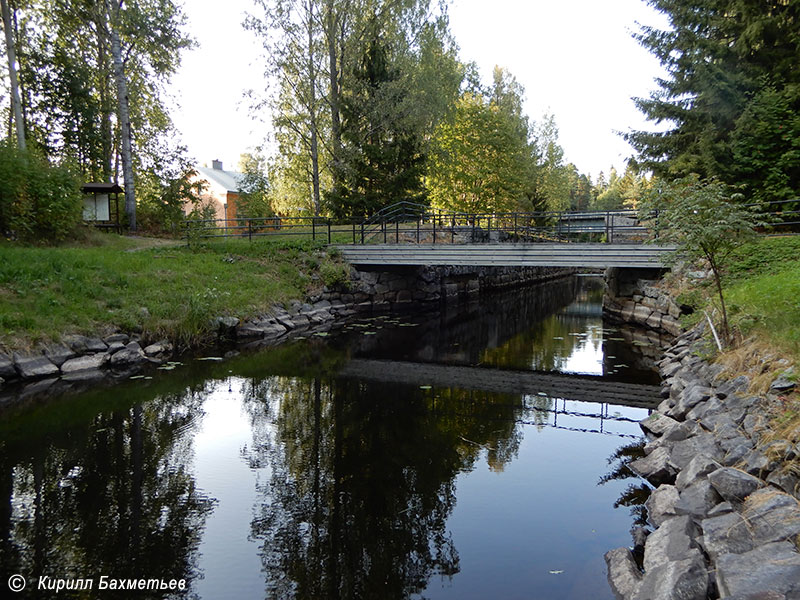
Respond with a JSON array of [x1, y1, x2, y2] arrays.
[[82, 183, 122, 232]]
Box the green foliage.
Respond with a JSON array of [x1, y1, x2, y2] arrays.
[[236, 152, 274, 218], [318, 260, 350, 288], [0, 142, 83, 242], [327, 34, 427, 217], [427, 92, 528, 213], [629, 1, 800, 203], [641, 174, 760, 340]]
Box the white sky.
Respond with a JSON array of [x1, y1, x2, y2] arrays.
[[169, 0, 670, 180]]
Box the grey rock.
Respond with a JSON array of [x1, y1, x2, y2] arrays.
[[741, 488, 800, 546], [669, 434, 723, 471], [643, 515, 698, 572], [13, 353, 59, 378], [629, 446, 678, 486], [661, 361, 682, 378], [668, 384, 713, 419], [235, 324, 266, 339], [766, 467, 800, 498], [706, 501, 733, 517], [674, 479, 723, 520], [719, 437, 755, 467], [103, 333, 129, 344], [646, 485, 680, 527], [739, 450, 775, 477], [0, 352, 16, 378], [633, 550, 708, 600], [107, 341, 125, 353], [85, 337, 108, 352], [676, 455, 721, 491], [109, 342, 146, 367], [715, 542, 800, 599], [640, 413, 682, 437], [708, 467, 763, 504], [143, 340, 173, 356], [769, 368, 795, 393], [605, 547, 643, 600], [716, 375, 750, 399], [61, 353, 109, 373], [43, 344, 76, 367], [215, 316, 239, 331], [700, 511, 755, 560]]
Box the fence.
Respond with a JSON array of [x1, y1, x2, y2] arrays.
[[183, 199, 800, 246]]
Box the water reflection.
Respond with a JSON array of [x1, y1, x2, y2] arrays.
[[0, 275, 659, 599]]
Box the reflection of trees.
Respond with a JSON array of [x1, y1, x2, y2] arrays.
[[0, 385, 215, 598], [240, 375, 534, 599], [599, 441, 650, 527]]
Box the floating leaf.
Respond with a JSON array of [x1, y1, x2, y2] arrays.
[[314, 332, 329, 337], [129, 375, 145, 380], [549, 570, 564, 575], [197, 357, 223, 362], [553, 336, 564, 340], [419, 385, 432, 390], [363, 331, 376, 335]]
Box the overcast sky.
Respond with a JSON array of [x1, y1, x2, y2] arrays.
[[169, 0, 670, 180]]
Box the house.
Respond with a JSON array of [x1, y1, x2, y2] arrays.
[[188, 159, 245, 221]]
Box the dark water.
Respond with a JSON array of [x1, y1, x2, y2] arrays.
[[0, 276, 657, 599]]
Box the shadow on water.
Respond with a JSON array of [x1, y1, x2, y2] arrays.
[[0, 275, 663, 599]]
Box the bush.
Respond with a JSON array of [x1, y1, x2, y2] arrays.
[[0, 142, 83, 242]]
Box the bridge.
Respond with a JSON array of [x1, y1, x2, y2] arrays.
[[335, 242, 676, 269], [338, 359, 662, 409]]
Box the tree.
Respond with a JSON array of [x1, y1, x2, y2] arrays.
[[427, 92, 528, 214], [0, 0, 25, 151], [628, 0, 800, 203], [237, 151, 274, 217], [640, 174, 759, 343], [3, 0, 193, 230]]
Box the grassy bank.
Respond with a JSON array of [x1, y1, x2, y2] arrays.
[[0, 232, 350, 351]]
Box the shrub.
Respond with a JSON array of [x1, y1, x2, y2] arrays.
[[0, 142, 83, 242]]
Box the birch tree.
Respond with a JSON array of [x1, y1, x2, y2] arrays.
[[0, 0, 25, 150]]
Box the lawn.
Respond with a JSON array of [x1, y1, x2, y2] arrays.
[[0, 232, 348, 350]]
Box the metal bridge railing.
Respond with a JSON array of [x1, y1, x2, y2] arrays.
[[183, 199, 800, 246]]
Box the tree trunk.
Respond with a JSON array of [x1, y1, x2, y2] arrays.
[[95, 4, 113, 181], [109, 1, 136, 230], [307, 0, 321, 215], [0, 0, 26, 151], [325, 0, 343, 189]]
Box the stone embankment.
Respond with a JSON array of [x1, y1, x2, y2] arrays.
[[0, 264, 572, 401], [604, 323, 800, 600]]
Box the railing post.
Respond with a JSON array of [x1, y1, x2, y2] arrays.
[[352, 220, 356, 244], [416, 216, 420, 243], [433, 214, 436, 244], [605, 211, 610, 243], [248, 218, 252, 241], [361, 221, 365, 244], [514, 213, 518, 240], [312, 217, 316, 241], [451, 212, 455, 243], [327, 219, 331, 244], [383, 219, 387, 243], [396, 219, 399, 243]]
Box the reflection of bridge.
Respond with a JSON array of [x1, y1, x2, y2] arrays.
[[335, 243, 675, 269], [338, 359, 662, 408]]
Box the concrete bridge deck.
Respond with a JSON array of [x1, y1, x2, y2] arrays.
[[339, 359, 662, 409], [335, 243, 676, 269]]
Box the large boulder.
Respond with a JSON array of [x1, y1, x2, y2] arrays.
[[715, 542, 800, 599], [605, 547, 643, 600], [707, 467, 763, 504]]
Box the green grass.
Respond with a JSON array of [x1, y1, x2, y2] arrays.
[[0, 233, 344, 350], [723, 236, 800, 359]]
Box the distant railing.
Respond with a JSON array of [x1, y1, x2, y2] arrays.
[[183, 199, 800, 245]]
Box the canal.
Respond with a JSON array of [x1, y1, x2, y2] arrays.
[[0, 276, 659, 599]]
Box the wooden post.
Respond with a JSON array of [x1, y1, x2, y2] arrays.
[[312, 217, 316, 241], [327, 219, 331, 244], [248, 218, 252, 241], [395, 219, 399, 243]]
